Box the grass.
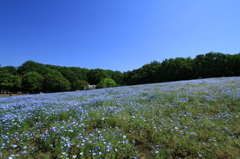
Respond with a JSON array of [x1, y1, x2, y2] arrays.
[[0, 94, 19, 98], [0, 77, 240, 158]]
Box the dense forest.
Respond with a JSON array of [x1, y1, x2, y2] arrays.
[[1, 52, 240, 93]]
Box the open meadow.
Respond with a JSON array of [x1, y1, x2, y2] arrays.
[[0, 77, 240, 158]]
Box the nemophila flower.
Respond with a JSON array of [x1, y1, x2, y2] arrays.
[[11, 145, 18, 148], [23, 146, 28, 149], [21, 151, 27, 154]]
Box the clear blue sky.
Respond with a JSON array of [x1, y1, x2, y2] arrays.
[[1, 0, 239, 72]]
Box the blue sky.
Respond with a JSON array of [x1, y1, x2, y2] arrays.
[[1, 0, 239, 72]]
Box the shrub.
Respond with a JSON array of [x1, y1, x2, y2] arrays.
[[97, 78, 116, 88], [73, 80, 89, 90]]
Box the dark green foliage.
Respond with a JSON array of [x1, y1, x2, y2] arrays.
[[193, 52, 228, 78], [105, 70, 123, 85], [226, 54, 240, 76], [160, 57, 193, 81], [139, 61, 161, 83], [18, 60, 50, 75], [73, 80, 89, 90], [57, 67, 78, 90], [22, 71, 44, 91], [124, 52, 240, 85], [43, 70, 71, 92], [69, 67, 89, 81], [87, 69, 109, 85], [2, 66, 17, 75], [0, 67, 11, 90], [3, 75, 22, 91]]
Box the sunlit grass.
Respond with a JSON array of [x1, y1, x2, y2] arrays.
[[0, 77, 240, 158]]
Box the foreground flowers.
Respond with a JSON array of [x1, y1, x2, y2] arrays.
[[0, 77, 240, 158]]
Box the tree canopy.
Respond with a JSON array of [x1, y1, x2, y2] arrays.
[[1, 52, 239, 93], [97, 78, 116, 88]]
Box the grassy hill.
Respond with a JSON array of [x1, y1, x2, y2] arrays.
[[0, 77, 240, 158]]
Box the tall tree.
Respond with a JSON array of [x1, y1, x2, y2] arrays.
[[1, 75, 22, 92], [69, 67, 89, 81], [3, 66, 17, 75], [18, 60, 50, 76], [138, 61, 161, 84], [22, 72, 44, 91], [226, 53, 240, 76], [43, 70, 71, 92], [87, 69, 109, 85], [73, 80, 89, 90], [0, 67, 12, 90], [57, 67, 78, 90]]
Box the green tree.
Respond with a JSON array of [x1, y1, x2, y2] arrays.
[[97, 78, 116, 88], [69, 67, 89, 81], [22, 72, 44, 91], [110, 71, 123, 86], [226, 53, 240, 76], [18, 60, 50, 76], [193, 54, 206, 78], [123, 69, 141, 85], [73, 80, 89, 90], [57, 67, 78, 90], [138, 61, 161, 84], [193, 52, 228, 78], [43, 70, 71, 92], [87, 69, 109, 85], [3, 66, 17, 75], [3, 75, 22, 91], [159, 57, 193, 82], [0, 67, 11, 90]]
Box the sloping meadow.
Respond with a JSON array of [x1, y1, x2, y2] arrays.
[[0, 77, 240, 158]]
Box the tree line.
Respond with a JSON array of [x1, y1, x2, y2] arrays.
[[0, 52, 239, 93]]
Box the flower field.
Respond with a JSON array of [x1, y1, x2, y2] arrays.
[[0, 77, 240, 158]]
